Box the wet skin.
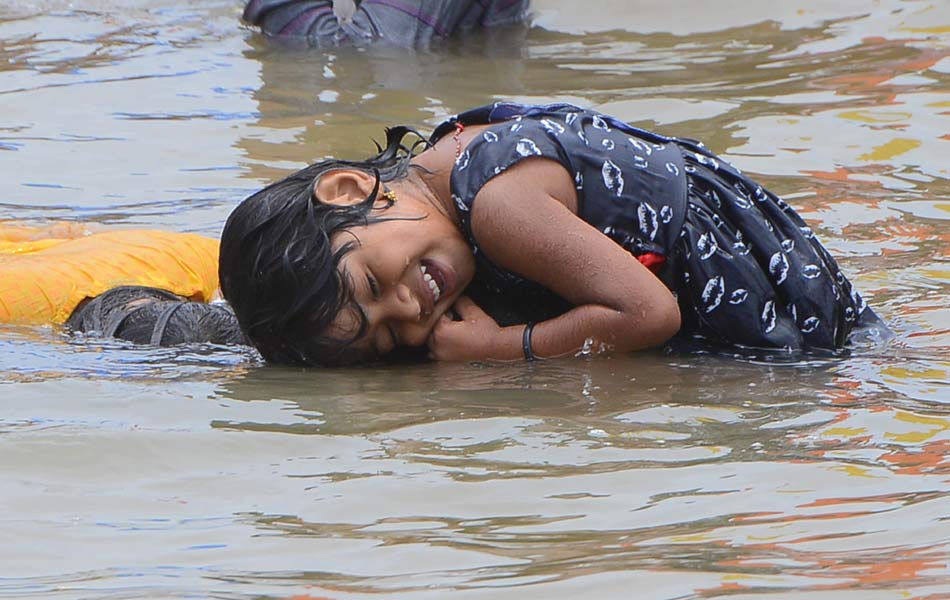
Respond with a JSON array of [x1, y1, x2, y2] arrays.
[[315, 122, 681, 362], [315, 168, 476, 357]]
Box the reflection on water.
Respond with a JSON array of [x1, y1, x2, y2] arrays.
[[1, 0, 948, 597]]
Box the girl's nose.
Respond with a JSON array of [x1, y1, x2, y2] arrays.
[[387, 283, 431, 347], [390, 283, 421, 322]]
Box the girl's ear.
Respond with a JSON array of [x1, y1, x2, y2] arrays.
[[313, 169, 378, 206]]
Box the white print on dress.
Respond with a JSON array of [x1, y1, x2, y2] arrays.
[[592, 115, 611, 131], [697, 232, 718, 260], [660, 205, 673, 224], [762, 300, 777, 333], [456, 149, 470, 170], [602, 159, 624, 196], [801, 316, 820, 333], [638, 203, 658, 240], [769, 251, 789, 285], [540, 119, 565, 136], [628, 138, 653, 156], [702, 276, 724, 313], [515, 139, 542, 157]]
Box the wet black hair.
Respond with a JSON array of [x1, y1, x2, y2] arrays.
[[218, 126, 429, 366], [66, 286, 247, 346]]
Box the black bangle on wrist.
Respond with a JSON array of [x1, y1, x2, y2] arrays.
[[522, 322, 537, 361]]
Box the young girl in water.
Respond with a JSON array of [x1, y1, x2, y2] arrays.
[[219, 101, 885, 365]]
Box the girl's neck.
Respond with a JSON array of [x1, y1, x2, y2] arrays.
[[410, 122, 493, 225], [404, 165, 459, 227]]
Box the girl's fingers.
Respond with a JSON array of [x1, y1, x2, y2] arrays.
[[428, 313, 457, 344]]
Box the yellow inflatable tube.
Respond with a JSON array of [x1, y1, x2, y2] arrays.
[[0, 223, 219, 325]]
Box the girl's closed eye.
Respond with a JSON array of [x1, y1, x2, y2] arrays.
[[366, 270, 398, 350], [367, 271, 381, 299]]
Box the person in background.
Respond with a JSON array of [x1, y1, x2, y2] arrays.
[[66, 286, 247, 347], [242, 0, 531, 47]]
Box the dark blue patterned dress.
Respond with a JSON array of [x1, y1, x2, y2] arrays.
[[430, 102, 886, 352]]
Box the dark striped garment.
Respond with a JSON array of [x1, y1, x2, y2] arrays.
[[243, 0, 530, 47]]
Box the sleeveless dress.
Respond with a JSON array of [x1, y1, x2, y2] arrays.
[[431, 102, 886, 352]]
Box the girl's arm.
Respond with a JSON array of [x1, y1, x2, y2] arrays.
[[427, 157, 681, 361]]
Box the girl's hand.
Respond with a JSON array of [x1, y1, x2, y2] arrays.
[[427, 296, 509, 361]]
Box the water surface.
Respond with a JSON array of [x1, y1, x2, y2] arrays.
[[1, 1, 948, 597]]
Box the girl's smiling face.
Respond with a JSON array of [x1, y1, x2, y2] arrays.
[[317, 170, 475, 357]]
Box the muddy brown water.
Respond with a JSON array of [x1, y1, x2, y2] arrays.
[[1, 1, 948, 598]]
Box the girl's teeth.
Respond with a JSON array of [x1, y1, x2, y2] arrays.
[[421, 265, 441, 302]]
